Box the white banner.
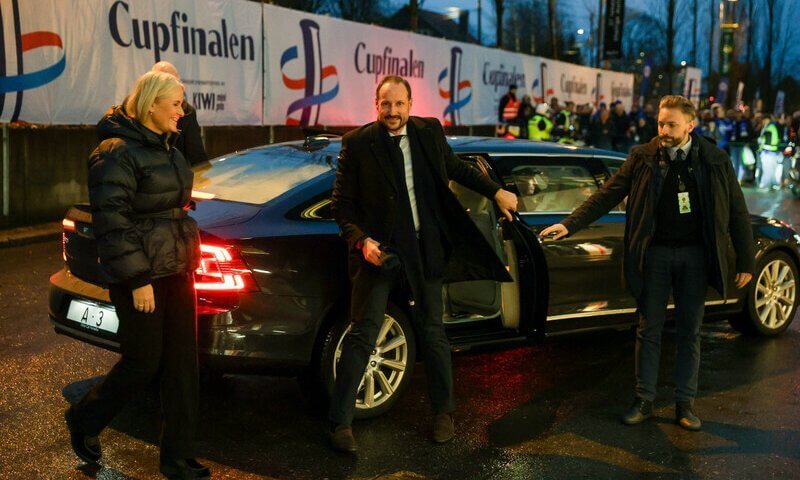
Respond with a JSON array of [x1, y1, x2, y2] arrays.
[[683, 66, 702, 107], [5, 1, 633, 126], [264, 5, 459, 127], [3, 0, 262, 125], [536, 59, 600, 108], [469, 45, 530, 125], [598, 69, 634, 112]]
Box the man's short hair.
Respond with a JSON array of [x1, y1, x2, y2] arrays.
[[509, 84, 518, 90], [375, 76, 412, 100], [659, 95, 696, 119]]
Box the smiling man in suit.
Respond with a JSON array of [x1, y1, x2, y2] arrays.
[[329, 75, 518, 452]]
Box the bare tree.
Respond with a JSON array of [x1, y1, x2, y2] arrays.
[[692, 0, 698, 65], [620, 7, 667, 67], [410, 0, 419, 32], [549, 0, 559, 59], [336, 0, 384, 23], [268, 0, 330, 14], [764, 0, 775, 107], [708, 0, 715, 75], [502, 0, 550, 55], [493, 0, 505, 48]]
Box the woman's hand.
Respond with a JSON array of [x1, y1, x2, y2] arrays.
[[132, 284, 155, 313]]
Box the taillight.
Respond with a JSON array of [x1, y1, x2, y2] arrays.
[[194, 244, 258, 292], [62, 218, 76, 232], [62, 218, 75, 262]]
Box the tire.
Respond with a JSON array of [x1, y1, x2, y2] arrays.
[[729, 251, 799, 336], [308, 303, 416, 420], [790, 184, 800, 199]]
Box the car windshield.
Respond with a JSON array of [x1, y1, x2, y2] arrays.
[[192, 145, 336, 205]]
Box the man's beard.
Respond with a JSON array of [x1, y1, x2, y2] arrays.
[[659, 135, 681, 147], [381, 115, 406, 130]]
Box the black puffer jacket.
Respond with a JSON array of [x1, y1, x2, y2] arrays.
[[89, 105, 200, 288]]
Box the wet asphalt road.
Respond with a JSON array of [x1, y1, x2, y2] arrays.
[[1, 186, 800, 480]]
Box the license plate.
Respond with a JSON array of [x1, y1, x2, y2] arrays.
[[66, 300, 119, 334]]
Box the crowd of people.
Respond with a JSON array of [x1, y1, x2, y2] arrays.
[[497, 84, 800, 192]]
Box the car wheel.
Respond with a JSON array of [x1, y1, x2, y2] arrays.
[[315, 303, 416, 420], [729, 251, 799, 336], [790, 184, 800, 199]]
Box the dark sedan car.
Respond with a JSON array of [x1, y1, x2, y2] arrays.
[[50, 136, 800, 418]]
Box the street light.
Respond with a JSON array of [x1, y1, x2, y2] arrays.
[[680, 60, 687, 66], [577, 28, 585, 35]]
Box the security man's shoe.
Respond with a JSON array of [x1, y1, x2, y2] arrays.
[[159, 458, 211, 479], [432, 413, 455, 443], [676, 402, 702, 431], [64, 407, 102, 464], [621, 398, 654, 425], [329, 424, 358, 453]]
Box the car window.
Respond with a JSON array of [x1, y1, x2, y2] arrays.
[[192, 145, 336, 205], [598, 156, 627, 212], [289, 191, 334, 221], [601, 157, 624, 176], [508, 163, 598, 213]]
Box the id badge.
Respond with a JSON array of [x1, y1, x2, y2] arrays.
[[678, 192, 691, 214]]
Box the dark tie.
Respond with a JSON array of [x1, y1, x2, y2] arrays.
[[391, 135, 404, 149], [676, 149, 685, 162]]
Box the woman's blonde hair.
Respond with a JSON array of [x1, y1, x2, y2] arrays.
[[125, 71, 184, 121]]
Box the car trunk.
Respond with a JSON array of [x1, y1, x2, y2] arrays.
[[63, 204, 103, 285], [62, 200, 261, 286]]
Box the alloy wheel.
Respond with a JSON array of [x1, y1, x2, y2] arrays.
[[754, 258, 797, 330], [333, 314, 409, 410]]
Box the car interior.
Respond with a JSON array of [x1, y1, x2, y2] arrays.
[[443, 155, 520, 329]]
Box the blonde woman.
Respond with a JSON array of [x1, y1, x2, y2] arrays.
[[64, 71, 207, 479]]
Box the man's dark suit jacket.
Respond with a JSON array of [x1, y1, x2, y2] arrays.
[[332, 116, 512, 285]]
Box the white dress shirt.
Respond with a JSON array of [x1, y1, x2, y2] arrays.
[[667, 136, 692, 161], [389, 125, 421, 232]]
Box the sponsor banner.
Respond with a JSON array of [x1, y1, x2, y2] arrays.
[[598, 69, 634, 111], [264, 5, 632, 126], [683, 66, 702, 107], [602, 0, 625, 59], [538, 59, 598, 108], [3, 1, 632, 126], [265, 4, 451, 127], [470, 44, 531, 125], [2, 0, 262, 125]]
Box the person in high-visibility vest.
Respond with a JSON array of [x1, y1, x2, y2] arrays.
[[553, 101, 575, 140], [758, 116, 783, 190], [498, 84, 520, 123], [528, 103, 553, 141]]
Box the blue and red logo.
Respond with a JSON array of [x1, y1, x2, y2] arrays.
[[280, 19, 338, 127], [438, 47, 471, 126], [532, 78, 555, 103], [0, 0, 66, 121]]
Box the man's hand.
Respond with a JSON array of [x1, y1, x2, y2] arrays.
[[361, 237, 382, 266], [494, 189, 518, 221], [132, 284, 155, 313], [735, 272, 753, 289], [539, 223, 569, 240]]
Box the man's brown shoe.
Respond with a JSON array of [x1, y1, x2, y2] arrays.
[[676, 402, 702, 431], [432, 413, 455, 443], [328, 424, 358, 453]]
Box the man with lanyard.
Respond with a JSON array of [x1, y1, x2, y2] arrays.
[[541, 95, 754, 431]]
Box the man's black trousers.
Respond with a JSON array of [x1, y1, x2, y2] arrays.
[[328, 262, 453, 426], [635, 244, 708, 403]]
